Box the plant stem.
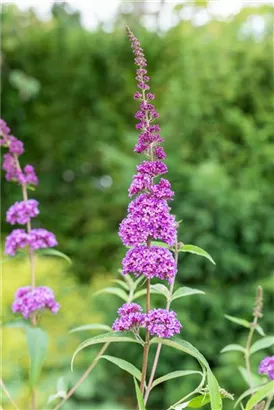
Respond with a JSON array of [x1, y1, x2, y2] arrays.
[[52, 342, 109, 410], [144, 239, 179, 404], [0, 379, 20, 410], [245, 315, 259, 392], [264, 391, 274, 410], [140, 279, 151, 396]]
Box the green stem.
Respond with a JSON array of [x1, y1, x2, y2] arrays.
[[0, 379, 20, 410], [140, 279, 151, 396], [52, 342, 109, 410], [245, 315, 258, 392], [264, 391, 274, 410], [144, 239, 179, 404]]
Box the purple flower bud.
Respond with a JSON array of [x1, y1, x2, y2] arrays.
[[6, 200, 39, 225], [9, 136, 24, 156], [12, 286, 60, 319], [137, 161, 168, 177], [154, 146, 166, 159]]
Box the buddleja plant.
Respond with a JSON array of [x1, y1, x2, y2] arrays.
[[0, 118, 63, 409], [221, 287, 274, 410], [66, 26, 232, 410]]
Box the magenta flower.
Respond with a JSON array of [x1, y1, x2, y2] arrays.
[[6, 200, 39, 225], [122, 245, 177, 283], [259, 356, 274, 380], [5, 228, 57, 256], [12, 286, 60, 319], [144, 309, 182, 338], [112, 303, 145, 332]]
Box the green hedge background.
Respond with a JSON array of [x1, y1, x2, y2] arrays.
[[1, 3, 274, 409]]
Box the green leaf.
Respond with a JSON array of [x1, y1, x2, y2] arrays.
[[25, 327, 48, 389], [256, 325, 266, 337], [71, 331, 142, 371], [179, 244, 215, 265], [221, 344, 246, 354], [69, 324, 112, 334], [99, 355, 142, 382], [224, 315, 251, 329], [238, 366, 263, 387], [151, 241, 170, 249], [150, 284, 170, 299], [234, 384, 266, 407], [2, 319, 31, 329], [133, 378, 146, 410], [111, 279, 129, 290], [207, 369, 222, 410], [171, 287, 205, 302], [37, 248, 72, 264], [177, 394, 211, 408], [47, 377, 67, 403], [93, 287, 128, 302], [132, 288, 158, 300], [150, 338, 222, 410], [250, 336, 274, 355], [152, 370, 202, 389], [245, 381, 274, 410]]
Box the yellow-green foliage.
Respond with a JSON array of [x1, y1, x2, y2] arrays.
[[1, 255, 109, 409]]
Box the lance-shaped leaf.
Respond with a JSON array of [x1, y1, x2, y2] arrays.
[[99, 355, 142, 382], [178, 244, 215, 265], [132, 287, 158, 300], [25, 326, 48, 389], [245, 381, 274, 410], [2, 319, 31, 329], [221, 344, 246, 354], [93, 287, 128, 302], [238, 366, 263, 387], [250, 336, 274, 355], [171, 287, 205, 302], [152, 370, 202, 390], [69, 324, 112, 334], [1, 251, 27, 264], [150, 284, 170, 299], [151, 241, 170, 249], [37, 248, 72, 264], [111, 279, 129, 291], [234, 383, 266, 407], [71, 331, 142, 371], [134, 378, 147, 410], [176, 394, 211, 408], [256, 325, 266, 337], [150, 338, 222, 410], [224, 315, 251, 329]]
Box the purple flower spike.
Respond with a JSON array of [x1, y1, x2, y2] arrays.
[[12, 286, 60, 319], [259, 356, 274, 380], [144, 309, 182, 338], [6, 200, 39, 225], [122, 245, 177, 283]]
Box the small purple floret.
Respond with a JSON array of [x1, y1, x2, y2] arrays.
[[12, 286, 60, 319]]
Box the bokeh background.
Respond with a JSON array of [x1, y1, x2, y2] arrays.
[[1, 1, 274, 409]]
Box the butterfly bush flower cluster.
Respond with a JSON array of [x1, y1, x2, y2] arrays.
[[12, 286, 60, 319], [113, 27, 182, 339], [258, 356, 274, 380], [112, 303, 181, 339], [1, 119, 59, 319]]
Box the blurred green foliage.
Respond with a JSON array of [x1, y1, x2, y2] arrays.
[[1, 2, 274, 409]]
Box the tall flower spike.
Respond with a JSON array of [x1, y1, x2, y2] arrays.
[[119, 27, 177, 282]]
